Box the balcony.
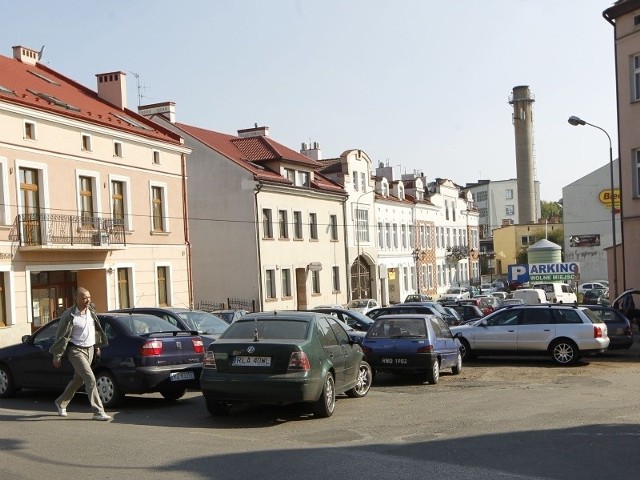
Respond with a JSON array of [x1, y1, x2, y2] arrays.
[[10, 213, 126, 250]]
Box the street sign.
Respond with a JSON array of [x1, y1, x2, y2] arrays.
[[509, 262, 580, 283]]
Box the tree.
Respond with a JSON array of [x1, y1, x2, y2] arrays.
[[541, 200, 563, 221]]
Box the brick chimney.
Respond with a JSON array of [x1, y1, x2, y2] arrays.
[[300, 141, 322, 160], [96, 71, 127, 110], [237, 124, 269, 138], [12, 45, 41, 66], [138, 101, 176, 124]]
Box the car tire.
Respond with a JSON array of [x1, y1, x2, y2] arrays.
[[452, 351, 463, 375], [95, 370, 124, 408], [312, 373, 336, 418], [0, 364, 17, 398], [346, 361, 372, 398], [160, 387, 187, 402], [425, 359, 440, 384], [458, 338, 474, 361], [550, 339, 579, 366], [204, 395, 232, 416]]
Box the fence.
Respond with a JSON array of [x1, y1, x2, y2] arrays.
[[195, 298, 257, 313]]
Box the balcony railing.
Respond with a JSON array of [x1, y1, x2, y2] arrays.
[[10, 213, 126, 248]]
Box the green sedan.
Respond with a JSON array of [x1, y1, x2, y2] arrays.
[[200, 311, 372, 418]]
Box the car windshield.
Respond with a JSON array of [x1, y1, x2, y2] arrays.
[[367, 319, 427, 339], [176, 311, 228, 334], [117, 315, 182, 335], [345, 310, 375, 324], [222, 319, 310, 340], [348, 300, 369, 308], [447, 288, 463, 294]]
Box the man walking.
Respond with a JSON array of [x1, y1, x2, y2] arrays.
[[50, 287, 111, 421]]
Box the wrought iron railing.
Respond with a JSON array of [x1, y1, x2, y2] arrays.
[[10, 213, 126, 247]]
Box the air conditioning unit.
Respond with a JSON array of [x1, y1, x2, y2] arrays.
[[92, 232, 109, 246]]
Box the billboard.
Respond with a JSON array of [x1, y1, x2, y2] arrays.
[[509, 262, 580, 283], [569, 234, 600, 247]]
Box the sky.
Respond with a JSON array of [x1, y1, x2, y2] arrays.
[[1, 0, 619, 201]]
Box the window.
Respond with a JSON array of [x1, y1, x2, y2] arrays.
[[635, 149, 640, 197], [262, 209, 273, 239], [281, 268, 291, 297], [309, 213, 318, 240], [393, 224, 398, 248], [426, 225, 432, 249], [427, 264, 434, 288], [506, 189, 514, 200], [378, 222, 383, 247], [332, 266, 340, 292], [157, 266, 169, 306], [445, 200, 449, 220], [360, 172, 366, 192], [329, 214, 338, 241], [117, 268, 130, 308], [284, 168, 295, 183], [312, 270, 320, 294], [404, 267, 409, 291], [634, 54, 640, 102], [81, 134, 92, 151], [505, 205, 515, 215], [265, 269, 276, 299], [355, 209, 369, 243], [353, 171, 358, 191], [385, 223, 391, 249], [293, 211, 303, 239], [24, 121, 36, 140], [151, 185, 166, 232], [521, 235, 537, 246], [278, 210, 288, 239], [111, 180, 124, 224], [153, 151, 160, 165], [409, 225, 414, 249], [298, 171, 310, 187], [401, 225, 407, 248], [79, 176, 94, 226], [113, 141, 123, 157], [476, 191, 488, 201]]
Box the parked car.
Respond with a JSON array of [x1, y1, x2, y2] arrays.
[[479, 283, 496, 294], [580, 305, 633, 350], [110, 307, 229, 347], [438, 287, 470, 305], [582, 288, 610, 306], [490, 291, 508, 301], [373, 302, 458, 326], [578, 282, 609, 295], [443, 306, 463, 325], [312, 307, 375, 332], [200, 311, 372, 418], [511, 288, 548, 305], [532, 283, 577, 304], [346, 298, 379, 314], [453, 304, 485, 324], [0, 313, 204, 407], [361, 314, 462, 384], [404, 294, 433, 303], [611, 289, 640, 328], [474, 295, 501, 314], [450, 304, 609, 365], [210, 309, 249, 324], [496, 298, 526, 309]]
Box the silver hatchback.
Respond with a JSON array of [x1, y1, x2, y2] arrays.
[[450, 304, 609, 365]]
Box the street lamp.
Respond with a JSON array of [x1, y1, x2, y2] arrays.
[[567, 115, 618, 298]]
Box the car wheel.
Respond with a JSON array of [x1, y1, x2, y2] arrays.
[[95, 371, 124, 408], [160, 387, 187, 402], [346, 361, 372, 398], [452, 351, 463, 375], [312, 373, 336, 418], [204, 395, 232, 416], [550, 339, 579, 366], [425, 359, 440, 384], [0, 364, 17, 398], [458, 338, 474, 361]]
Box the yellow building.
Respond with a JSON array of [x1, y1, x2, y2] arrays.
[[492, 223, 564, 275]]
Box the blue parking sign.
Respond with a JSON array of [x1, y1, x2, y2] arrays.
[[508, 264, 529, 283]]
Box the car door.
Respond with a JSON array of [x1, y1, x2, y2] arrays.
[[516, 308, 556, 351], [471, 309, 520, 351], [327, 317, 360, 387], [316, 317, 346, 386], [430, 317, 458, 368]]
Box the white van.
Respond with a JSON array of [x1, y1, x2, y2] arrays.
[[532, 283, 577, 304], [512, 289, 548, 305]]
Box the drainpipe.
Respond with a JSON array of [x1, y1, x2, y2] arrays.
[[181, 153, 194, 307], [254, 183, 264, 310], [341, 195, 351, 302]]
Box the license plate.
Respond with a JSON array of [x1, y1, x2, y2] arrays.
[[232, 356, 272, 367], [169, 371, 195, 381], [381, 357, 408, 365]]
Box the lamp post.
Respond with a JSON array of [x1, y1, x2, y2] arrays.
[[567, 115, 618, 298]]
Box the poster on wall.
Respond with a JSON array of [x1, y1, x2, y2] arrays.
[[569, 234, 600, 247]]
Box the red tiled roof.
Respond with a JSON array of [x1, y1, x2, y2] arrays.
[[0, 53, 181, 145], [174, 122, 345, 194]]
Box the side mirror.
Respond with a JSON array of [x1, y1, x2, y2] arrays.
[[21, 335, 33, 344], [480, 319, 488, 327]]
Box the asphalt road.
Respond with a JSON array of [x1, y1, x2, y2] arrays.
[[1, 348, 640, 480]]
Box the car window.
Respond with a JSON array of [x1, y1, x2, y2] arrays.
[[552, 309, 583, 324], [223, 319, 309, 340], [486, 310, 520, 326], [317, 317, 340, 347], [520, 309, 553, 325], [368, 318, 427, 338], [33, 321, 59, 346], [326, 317, 350, 344], [581, 309, 605, 324], [435, 317, 453, 338], [177, 311, 227, 335], [102, 320, 118, 340]]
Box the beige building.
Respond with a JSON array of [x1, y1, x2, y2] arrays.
[[140, 107, 349, 311], [0, 46, 191, 347], [603, 1, 640, 294]]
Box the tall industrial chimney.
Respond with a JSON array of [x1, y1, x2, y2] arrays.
[[508, 85, 537, 224]]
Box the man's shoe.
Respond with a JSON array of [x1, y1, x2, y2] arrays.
[[55, 401, 67, 417], [92, 412, 111, 421]]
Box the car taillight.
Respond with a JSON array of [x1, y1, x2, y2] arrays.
[[203, 351, 217, 369], [192, 338, 204, 354], [360, 345, 372, 354], [417, 345, 434, 353], [140, 339, 163, 356], [594, 326, 603, 338], [287, 351, 311, 371]]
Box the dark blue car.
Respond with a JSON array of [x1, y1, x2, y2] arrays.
[[0, 313, 204, 408], [361, 314, 462, 384]]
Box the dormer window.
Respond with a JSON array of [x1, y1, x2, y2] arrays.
[[297, 171, 310, 187], [284, 168, 295, 183], [399, 185, 405, 200]]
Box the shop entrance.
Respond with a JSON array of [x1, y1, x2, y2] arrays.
[[30, 271, 77, 330]]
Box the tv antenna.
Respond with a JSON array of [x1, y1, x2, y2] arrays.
[[129, 71, 150, 106]]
